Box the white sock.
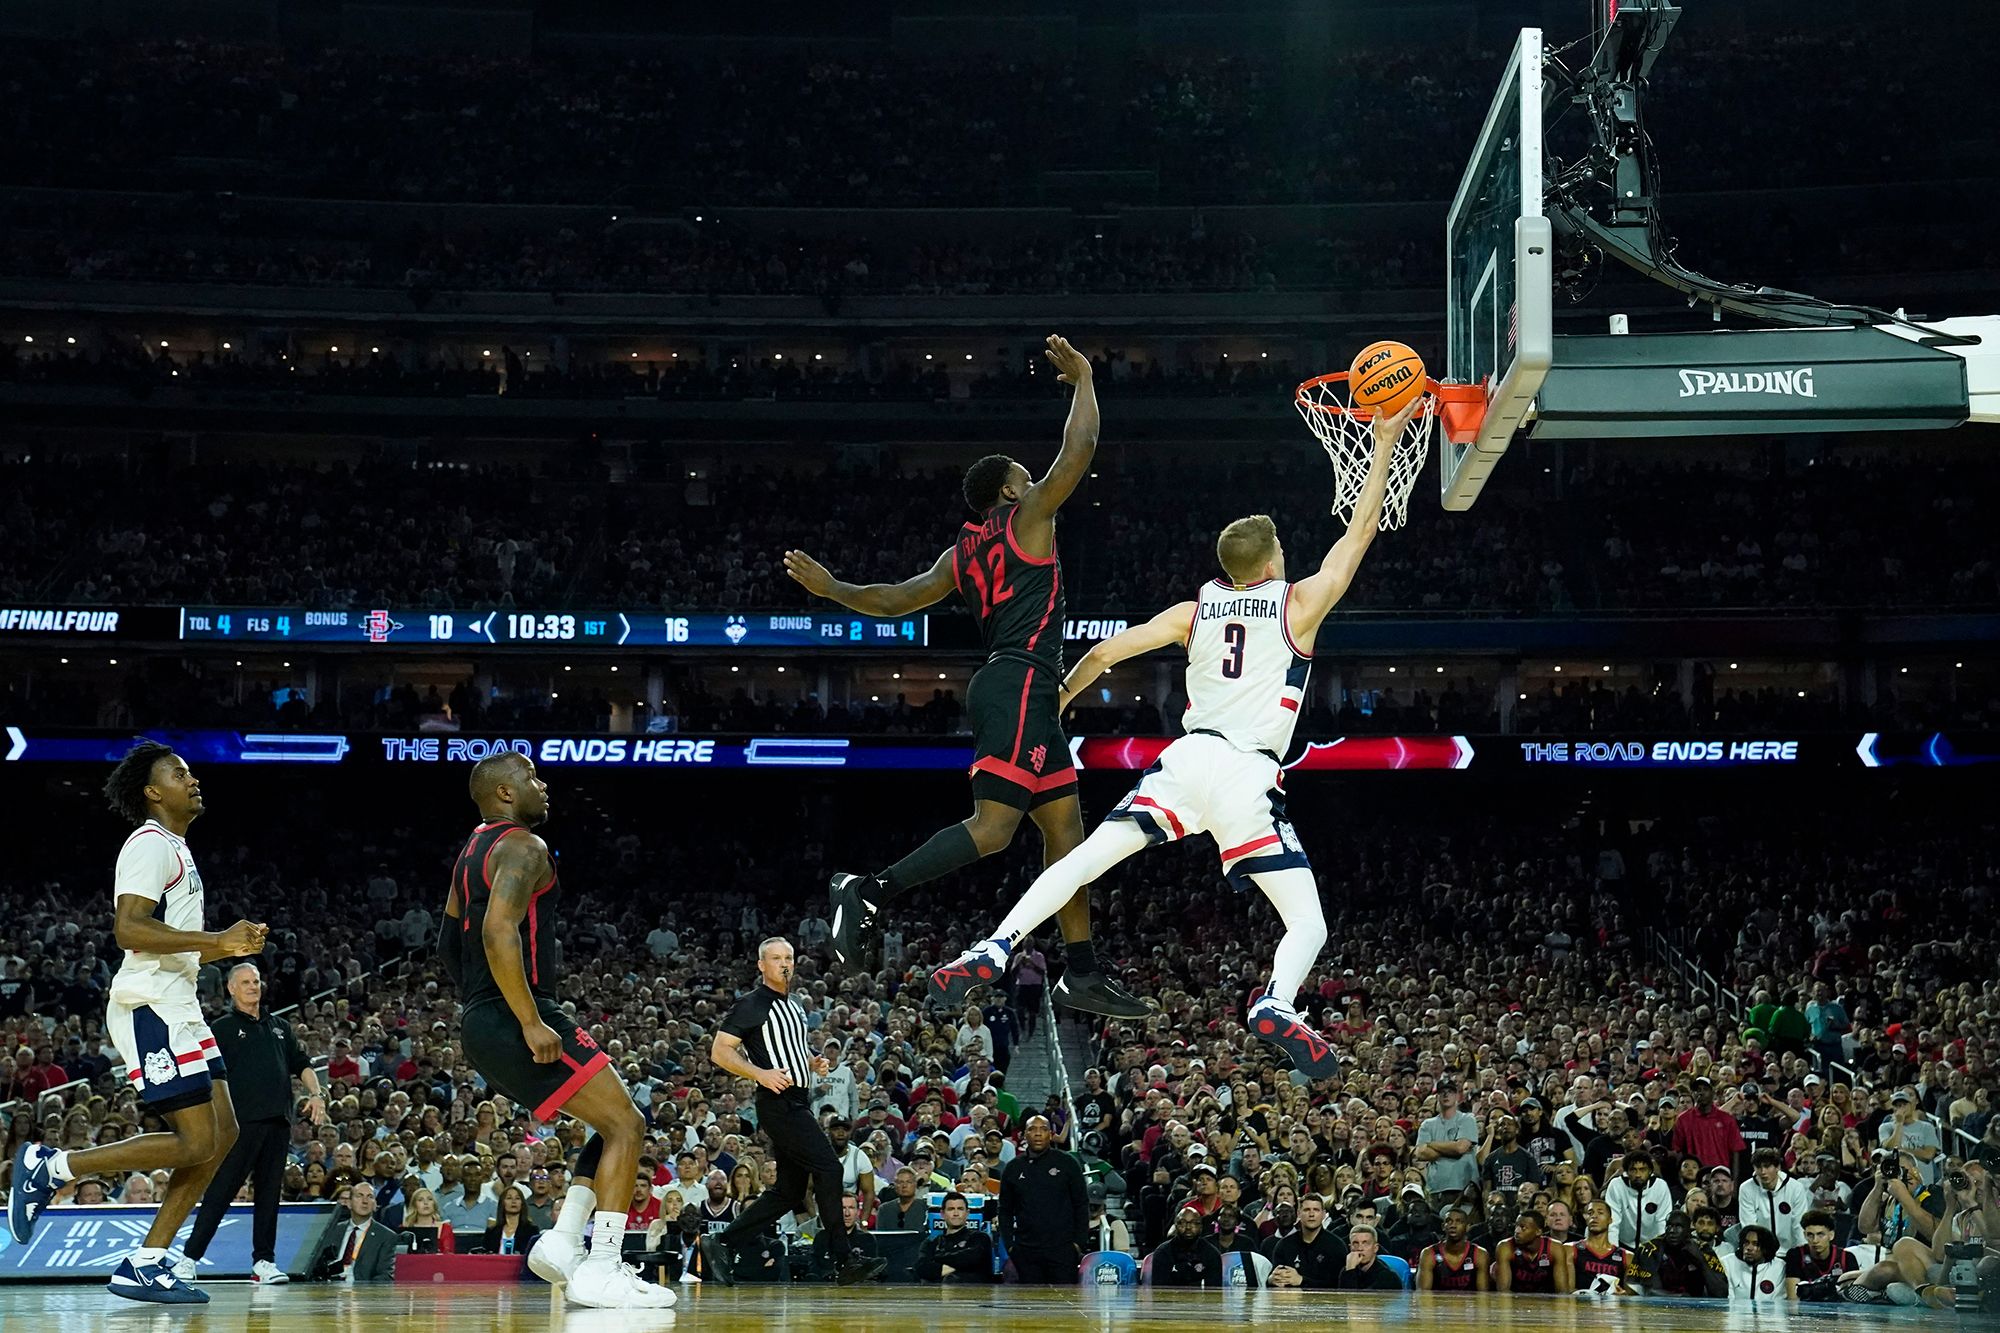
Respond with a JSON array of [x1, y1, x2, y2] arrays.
[[132, 1246, 167, 1267], [581, 1212, 626, 1267], [990, 820, 1150, 946], [1249, 866, 1327, 1009], [554, 1185, 596, 1238], [47, 1149, 74, 1183]]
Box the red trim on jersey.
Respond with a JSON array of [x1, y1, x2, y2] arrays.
[[1280, 584, 1314, 659], [1003, 507, 1055, 567], [533, 1050, 612, 1121], [126, 1068, 143, 1082], [1211, 578, 1276, 590], [1278, 697, 1300, 712], [175, 1051, 209, 1067], [1023, 562, 1061, 659], [1220, 833, 1282, 862], [970, 754, 1036, 791], [1129, 796, 1185, 840], [126, 827, 184, 896], [1008, 672, 1035, 762], [480, 825, 527, 893]]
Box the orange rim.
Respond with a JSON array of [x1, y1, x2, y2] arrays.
[[1293, 371, 1483, 420]]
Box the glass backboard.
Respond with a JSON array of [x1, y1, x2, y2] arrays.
[[1443, 27, 1553, 511]]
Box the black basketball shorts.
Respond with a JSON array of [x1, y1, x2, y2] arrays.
[[460, 997, 611, 1121], [965, 655, 1077, 811]]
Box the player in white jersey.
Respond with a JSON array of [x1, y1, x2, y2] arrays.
[[9, 742, 267, 1305], [928, 399, 1416, 1076]]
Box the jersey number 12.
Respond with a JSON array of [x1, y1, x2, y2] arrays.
[[964, 546, 1015, 615]]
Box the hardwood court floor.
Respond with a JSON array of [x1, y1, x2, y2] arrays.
[[2, 1280, 1982, 1331]]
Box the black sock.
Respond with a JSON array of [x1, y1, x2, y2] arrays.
[[1065, 939, 1099, 972], [879, 824, 981, 903]]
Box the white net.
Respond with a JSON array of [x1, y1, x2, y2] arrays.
[[1293, 375, 1435, 531]]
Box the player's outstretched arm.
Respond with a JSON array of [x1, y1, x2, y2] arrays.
[[1285, 396, 1419, 636], [1057, 601, 1196, 712], [1014, 334, 1098, 540], [783, 548, 956, 617]]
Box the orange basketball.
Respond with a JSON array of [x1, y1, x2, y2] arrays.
[[1348, 340, 1427, 416]]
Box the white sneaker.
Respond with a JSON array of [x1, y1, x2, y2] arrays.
[[678, 1269, 701, 1284], [170, 1256, 197, 1284], [527, 1230, 585, 1285], [566, 1259, 677, 1309], [252, 1260, 289, 1284]]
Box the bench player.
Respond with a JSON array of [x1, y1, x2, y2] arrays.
[[927, 398, 1417, 1075]]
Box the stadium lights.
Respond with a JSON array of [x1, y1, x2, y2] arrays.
[[222, 341, 231, 349], [775, 353, 783, 361], [282, 661, 290, 668], [776, 667, 785, 673], [552, 692, 560, 699], [21, 335, 30, 343], [1957, 662, 1965, 668], [694, 215, 703, 222], [59, 657, 68, 665], [1797, 691, 1807, 698], [925, 354, 933, 361], [1553, 665, 1563, 673], [1519, 692, 1527, 700], [1730, 662, 1739, 669], [159, 341, 168, 348], [1134, 695, 1142, 702], [1900, 667, 1908, 673], [1436, 667, 1445, 674], [1388, 666, 1397, 673], [610, 666, 618, 673], [631, 352, 639, 358], [937, 673, 947, 680], [330, 346, 338, 353], [1602, 665, 1611, 672], [964, 354, 972, 361], [65, 337, 74, 345], [892, 672, 901, 680], [731, 666, 739, 673], [482, 350, 491, 357], [109, 658, 118, 665], [371, 346, 380, 354], [564, 665, 572, 672], [871, 695, 880, 702], [814, 353, 823, 361]]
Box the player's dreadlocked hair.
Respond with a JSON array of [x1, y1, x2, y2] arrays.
[[962, 455, 1016, 513], [103, 739, 176, 826]]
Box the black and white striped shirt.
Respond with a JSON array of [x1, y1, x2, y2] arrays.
[[719, 983, 813, 1099]]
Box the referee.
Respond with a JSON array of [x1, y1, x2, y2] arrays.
[[182, 962, 325, 1282], [699, 938, 886, 1287]]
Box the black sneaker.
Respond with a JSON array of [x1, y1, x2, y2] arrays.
[[1837, 1279, 1889, 1304], [1247, 1002, 1342, 1079], [1051, 965, 1156, 1019], [697, 1235, 736, 1287], [835, 1254, 888, 1286], [828, 873, 882, 968]]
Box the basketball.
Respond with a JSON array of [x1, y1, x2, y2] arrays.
[[1349, 340, 1427, 416]]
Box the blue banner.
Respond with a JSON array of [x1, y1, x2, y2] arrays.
[[0, 1202, 336, 1281]]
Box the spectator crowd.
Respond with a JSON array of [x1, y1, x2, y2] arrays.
[[0, 769, 1995, 1307]]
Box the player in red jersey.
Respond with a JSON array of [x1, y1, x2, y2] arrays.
[[440, 752, 672, 1310], [782, 334, 1147, 1018], [1418, 1206, 1490, 1292]]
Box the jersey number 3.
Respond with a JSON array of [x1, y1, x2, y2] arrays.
[[964, 546, 1015, 615], [1221, 622, 1246, 678]]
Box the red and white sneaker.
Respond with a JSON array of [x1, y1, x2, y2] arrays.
[[1247, 1000, 1342, 1078]]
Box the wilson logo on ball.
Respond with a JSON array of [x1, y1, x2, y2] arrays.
[[1364, 365, 1416, 394]]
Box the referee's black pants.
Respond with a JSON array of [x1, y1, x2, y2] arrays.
[[722, 1093, 850, 1262], [185, 1116, 289, 1263]]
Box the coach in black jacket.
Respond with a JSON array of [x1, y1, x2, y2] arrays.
[[183, 961, 325, 1279], [997, 1115, 1089, 1284]]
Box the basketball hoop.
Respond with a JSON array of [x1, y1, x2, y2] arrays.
[[1293, 373, 1485, 530]]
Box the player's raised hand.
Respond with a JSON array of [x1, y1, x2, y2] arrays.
[[1370, 394, 1422, 450], [782, 549, 834, 597], [1044, 334, 1092, 386]]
